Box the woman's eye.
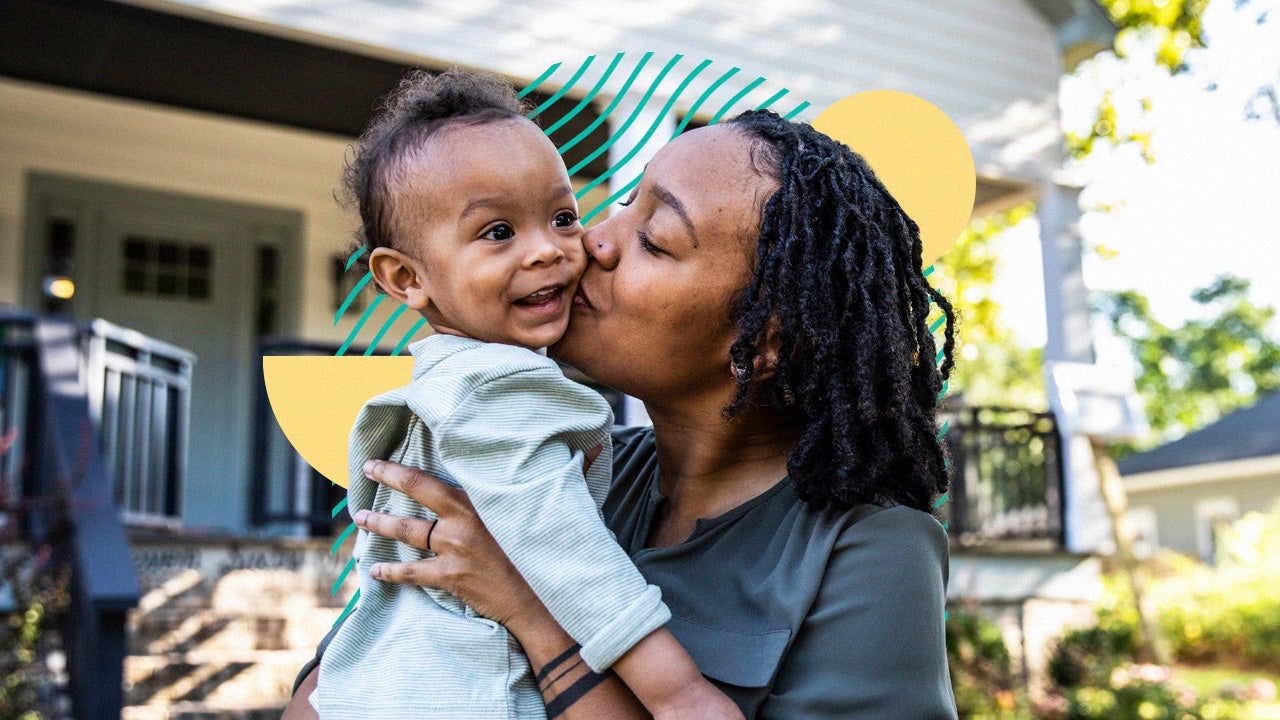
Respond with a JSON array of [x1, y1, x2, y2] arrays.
[[637, 230, 663, 256], [618, 188, 640, 207], [482, 224, 514, 242], [553, 211, 579, 228]]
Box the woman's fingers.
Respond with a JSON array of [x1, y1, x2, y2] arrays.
[[362, 459, 465, 512], [369, 559, 441, 585], [353, 510, 435, 551]]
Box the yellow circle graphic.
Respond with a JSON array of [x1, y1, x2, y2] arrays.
[[812, 90, 975, 266]]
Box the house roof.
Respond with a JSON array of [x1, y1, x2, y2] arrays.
[[1118, 392, 1280, 476]]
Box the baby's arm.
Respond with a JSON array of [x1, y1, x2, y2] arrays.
[[435, 363, 740, 719]]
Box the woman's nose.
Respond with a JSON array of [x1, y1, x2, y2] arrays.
[[582, 224, 619, 271]]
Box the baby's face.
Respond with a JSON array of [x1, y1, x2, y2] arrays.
[[398, 118, 586, 350]]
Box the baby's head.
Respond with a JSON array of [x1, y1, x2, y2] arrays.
[[344, 69, 586, 350]]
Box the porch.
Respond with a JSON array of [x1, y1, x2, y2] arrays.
[[0, 310, 1082, 718]]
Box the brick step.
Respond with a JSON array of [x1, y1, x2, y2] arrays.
[[125, 650, 315, 707], [128, 607, 341, 655], [123, 702, 288, 720]]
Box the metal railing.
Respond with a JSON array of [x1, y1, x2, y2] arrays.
[[250, 336, 630, 537], [0, 309, 140, 720], [82, 319, 194, 527], [942, 405, 1066, 547]]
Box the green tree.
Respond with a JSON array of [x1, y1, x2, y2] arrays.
[[1098, 274, 1280, 447], [930, 202, 1046, 410]]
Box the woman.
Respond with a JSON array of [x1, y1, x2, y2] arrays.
[[287, 109, 960, 719]]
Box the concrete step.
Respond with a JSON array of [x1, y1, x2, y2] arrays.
[[123, 702, 289, 720], [130, 535, 357, 613], [128, 607, 341, 655], [125, 649, 316, 707]]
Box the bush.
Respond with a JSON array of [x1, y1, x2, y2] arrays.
[[946, 605, 1035, 720], [1150, 507, 1280, 673]]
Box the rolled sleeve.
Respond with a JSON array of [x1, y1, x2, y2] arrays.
[[437, 367, 670, 671]]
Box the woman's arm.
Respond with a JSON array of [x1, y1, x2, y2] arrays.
[[760, 505, 958, 720], [345, 460, 655, 720]]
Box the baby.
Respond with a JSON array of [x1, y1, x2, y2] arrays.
[[312, 70, 740, 720]]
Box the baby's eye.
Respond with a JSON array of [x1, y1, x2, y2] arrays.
[[553, 211, 579, 228], [483, 224, 514, 242]]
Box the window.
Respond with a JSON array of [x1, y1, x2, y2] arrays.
[[1195, 497, 1241, 563], [122, 237, 213, 300]]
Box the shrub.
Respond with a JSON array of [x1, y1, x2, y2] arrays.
[[946, 605, 1035, 720]]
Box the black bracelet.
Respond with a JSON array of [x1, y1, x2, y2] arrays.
[[544, 668, 614, 719], [535, 642, 582, 684]]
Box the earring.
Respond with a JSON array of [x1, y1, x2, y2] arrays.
[[731, 361, 750, 382]]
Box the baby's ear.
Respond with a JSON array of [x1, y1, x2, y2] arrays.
[[368, 247, 431, 310]]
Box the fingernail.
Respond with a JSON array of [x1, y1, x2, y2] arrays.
[[353, 509, 369, 524], [370, 564, 382, 579], [363, 460, 376, 477]]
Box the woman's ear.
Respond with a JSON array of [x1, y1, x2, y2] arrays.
[[751, 318, 784, 380], [368, 246, 431, 311]]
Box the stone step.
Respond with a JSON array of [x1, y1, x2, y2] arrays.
[[123, 702, 288, 720], [128, 607, 341, 655], [125, 650, 315, 707], [131, 537, 357, 612]]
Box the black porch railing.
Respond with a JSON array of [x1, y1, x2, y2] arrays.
[[0, 309, 140, 720], [941, 406, 1066, 547], [250, 336, 630, 537]]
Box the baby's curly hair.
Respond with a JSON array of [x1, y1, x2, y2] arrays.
[[340, 68, 530, 280], [724, 109, 957, 514]]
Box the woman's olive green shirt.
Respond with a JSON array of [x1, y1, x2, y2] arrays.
[[297, 426, 958, 719]]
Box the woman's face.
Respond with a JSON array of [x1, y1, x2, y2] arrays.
[[552, 124, 777, 405]]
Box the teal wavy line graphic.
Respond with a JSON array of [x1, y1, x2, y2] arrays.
[[344, 244, 367, 270], [517, 62, 562, 98], [581, 68, 778, 224], [565, 53, 684, 176], [327, 54, 958, 614], [336, 293, 385, 356], [527, 55, 596, 119], [541, 53, 624, 136], [391, 317, 428, 356], [573, 58, 711, 200], [783, 100, 811, 120], [332, 557, 356, 595], [672, 67, 740, 135], [557, 52, 654, 155], [363, 302, 408, 356], [706, 76, 767, 126], [755, 87, 789, 110], [333, 271, 374, 325]]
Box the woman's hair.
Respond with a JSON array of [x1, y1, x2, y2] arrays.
[[340, 68, 530, 280], [724, 109, 958, 515]]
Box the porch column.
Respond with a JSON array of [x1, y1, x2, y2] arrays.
[[1038, 181, 1109, 553], [605, 94, 676, 428]]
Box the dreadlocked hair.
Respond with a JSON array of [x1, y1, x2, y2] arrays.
[[724, 109, 958, 514], [339, 68, 530, 283]]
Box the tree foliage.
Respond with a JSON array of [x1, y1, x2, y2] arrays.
[[930, 203, 1046, 410], [1098, 274, 1280, 445]]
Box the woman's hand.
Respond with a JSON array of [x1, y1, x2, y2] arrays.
[[352, 457, 545, 630]]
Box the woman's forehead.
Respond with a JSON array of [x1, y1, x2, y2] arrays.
[[646, 125, 773, 225]]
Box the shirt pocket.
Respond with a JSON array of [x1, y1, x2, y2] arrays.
[[667, 614, 791, 689]]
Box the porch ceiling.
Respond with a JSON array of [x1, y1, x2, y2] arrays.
[[15, 0, 1067, 183]]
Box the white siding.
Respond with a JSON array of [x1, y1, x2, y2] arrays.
[[144, 0, 1064, 179]]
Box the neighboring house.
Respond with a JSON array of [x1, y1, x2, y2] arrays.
[[0, 0, 1122, 715], [1120, 392, 1280, 562]]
